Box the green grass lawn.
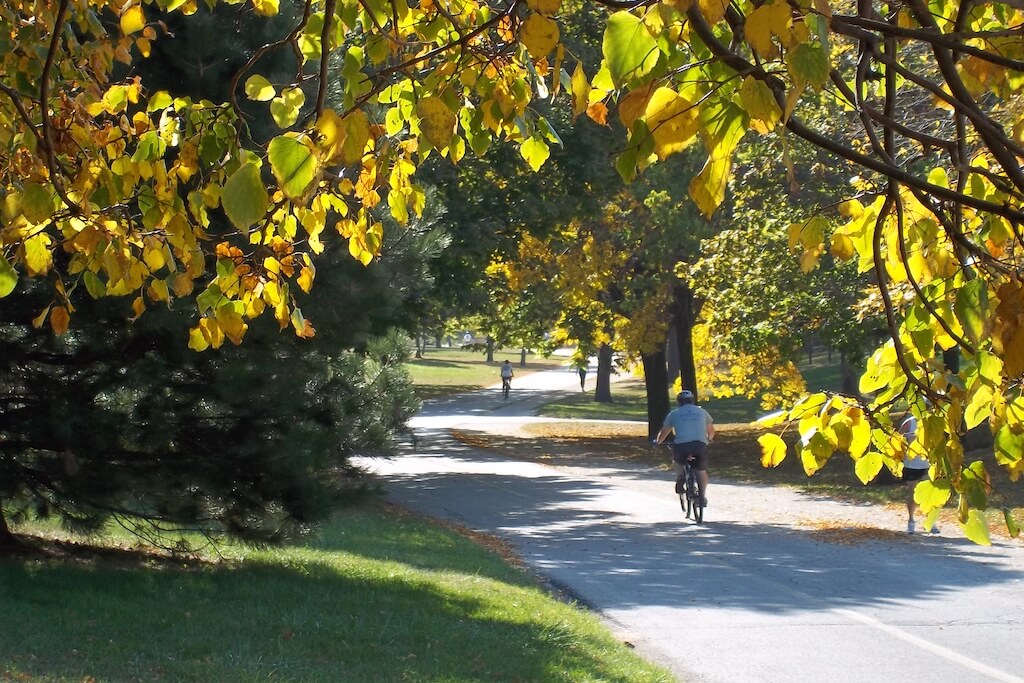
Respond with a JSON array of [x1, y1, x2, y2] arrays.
[[406, 347, 567, 400], [1, 503, 671, 683], [537, 378, 769, 424]]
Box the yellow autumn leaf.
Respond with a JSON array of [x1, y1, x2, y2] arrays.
[[697, 0, 728, 24], [758, 433, 788, 467], [171, 272, 194, 297], [527, 0, 561, 15], [830, 232, 855, 260], [571, 62, 591, 120], [130, 295, 145, 320], [520, 13, 560, 60], [738, 77, 781, 133], [315, 109, 347, 162], [416, 97, 457, 150], [188, 324, 210, 351], [251, 0, 280, 17], [745, 0, 790, 58], [643, 87, 699, 159], [618, 84, 654, 131], [297, 265, 315, 293], [22, 233, 54, 276], [120, 4, 146, 35], [199, 316, 225, 348], [340, 110, 371, 165], [215, 305, 247, 345]]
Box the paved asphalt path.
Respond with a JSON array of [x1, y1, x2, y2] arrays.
[[358, 368, 1024, 682]]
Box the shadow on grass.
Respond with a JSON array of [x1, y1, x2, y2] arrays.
[[0, 513, 665, 683]]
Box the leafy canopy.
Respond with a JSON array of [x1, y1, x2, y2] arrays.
[[4, 0, 1024, 538]]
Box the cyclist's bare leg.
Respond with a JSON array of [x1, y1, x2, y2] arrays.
[[696, 470, 709, 499]]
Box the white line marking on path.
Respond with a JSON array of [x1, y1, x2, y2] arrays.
[[834, 607, 1024, 683]]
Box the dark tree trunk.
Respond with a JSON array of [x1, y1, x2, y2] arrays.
[[595, 343, 614, 403], [486, 336, 495, 363], [0, 500, 15, 547], [434, 336, 442, 349], [414, 334, 423, 358], [642, 349, 670, 441], [943, 348, 960, 374], [519, 348, 527, 366], [840, 352, 860, 395], [672, 284, 699, 401]]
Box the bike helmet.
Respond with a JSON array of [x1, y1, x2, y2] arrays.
[[677, 390, 695, 404]]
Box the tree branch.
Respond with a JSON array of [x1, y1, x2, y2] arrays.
[[39, 0, 79, 215]]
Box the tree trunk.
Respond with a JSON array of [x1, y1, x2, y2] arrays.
[[642, 349, 670, 441], [434, 335, 442, 349], [595, 343, 614, 403], [0, 500, 15, 547], [666, 327, 680, 387], [486, 336, 495, 363], [672, 284, 699, 401], [414, 334, 423, 359], [840, 352, 860, 395], [519, 348, 527, 366]]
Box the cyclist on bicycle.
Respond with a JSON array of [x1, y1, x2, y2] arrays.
[[654, 390, 715, 506], [500, 360, 514, 391]]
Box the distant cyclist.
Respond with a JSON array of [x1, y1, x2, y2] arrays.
[[500, 360, 514, 395], [655, 390, 715, 506]]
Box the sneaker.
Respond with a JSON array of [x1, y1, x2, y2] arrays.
[[929, 525, 941, 534], [907, 520, 916, 535], [674, 477, 685, 494]]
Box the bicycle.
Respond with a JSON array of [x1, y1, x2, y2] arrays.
[[501, 377, 511, 400], [663, 443, 704, 524]]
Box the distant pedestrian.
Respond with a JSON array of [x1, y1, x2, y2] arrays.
[[899, 411, 938, 535], [577, 363, 587, 391]]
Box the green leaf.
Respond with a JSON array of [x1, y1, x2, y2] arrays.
[[758, 433, 788, 467], [913, 478, 951, 512], [602, 11, 660, 88], [21, 182, 55, 223], [0, 257, 18, 298], [854, 452, 883, 484], [83, 271, 105, 299], [268, 136, 319, 199], [270, 87, 305, 129], [963, 509, 991, 546], [994, 424, 1024, 465], [860, 343, 897, 394], [244, 75, 276, 102], [520, 136, 550, 172], [196, 284, 223, 314], [964, 384, 994, 430], [786, 41, 829, 92], [221, 163, 269, 230], [147, 90, 174, 112], [1004, 508, 1020, 538], [954, 279, 988, 344], [132, 130, 167, 162]]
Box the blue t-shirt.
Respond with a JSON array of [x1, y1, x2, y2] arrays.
[[663, 404, 713, 444]]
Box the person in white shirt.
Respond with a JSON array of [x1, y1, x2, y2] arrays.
[[898, 413, 939, 535]]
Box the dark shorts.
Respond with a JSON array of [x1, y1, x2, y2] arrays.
[[671, 441, 709, 471], [902, 467, 928, 483]]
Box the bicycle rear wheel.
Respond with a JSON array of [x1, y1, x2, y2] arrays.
[[688, 471, 704, 524]]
